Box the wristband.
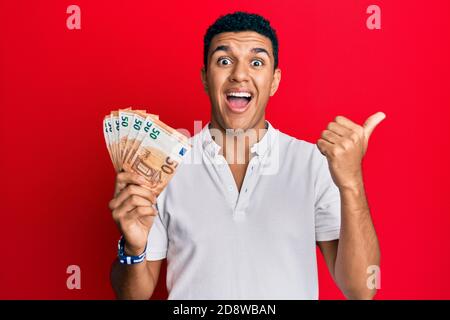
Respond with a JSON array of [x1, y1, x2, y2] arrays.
[[117, 236, 147, 265]]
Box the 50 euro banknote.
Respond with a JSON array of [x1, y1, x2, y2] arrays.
[[103, 108, 191, 196], [103, 108, 158, 172]]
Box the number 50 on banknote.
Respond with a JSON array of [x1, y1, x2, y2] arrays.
[[103, 108, 191, 196]]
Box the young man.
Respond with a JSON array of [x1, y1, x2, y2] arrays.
[[109, 12, 383, 299]]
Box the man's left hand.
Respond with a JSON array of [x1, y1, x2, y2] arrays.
[[317, 112, 386, 190]]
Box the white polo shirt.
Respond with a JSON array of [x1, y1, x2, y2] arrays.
[[145, 121, 341, 299]]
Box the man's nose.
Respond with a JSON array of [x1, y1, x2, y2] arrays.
[[229, 61, 250, 83]]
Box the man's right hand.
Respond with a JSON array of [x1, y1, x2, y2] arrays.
[[109, 172, 158, 256]]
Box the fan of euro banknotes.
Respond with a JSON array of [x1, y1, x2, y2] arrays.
[[103, 108, 191, 195]]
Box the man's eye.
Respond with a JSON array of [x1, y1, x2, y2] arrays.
[[218, 58, 232, 66], [251, 59, 264, 67]]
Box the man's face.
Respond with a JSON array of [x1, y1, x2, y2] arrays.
[[202, 31, 281, 131]]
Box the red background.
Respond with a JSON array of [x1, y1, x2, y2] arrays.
[[1, 0, 450, 299]]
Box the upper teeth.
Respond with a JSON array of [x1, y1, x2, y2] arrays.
[[227, 92, 251, 98]]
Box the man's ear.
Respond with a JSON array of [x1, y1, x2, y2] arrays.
[[270, 68, 282, 96], [201, 67, 209, 93]]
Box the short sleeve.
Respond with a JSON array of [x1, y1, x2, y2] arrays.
[[145, 190, 169, 261], [314, 146, 341, 242]]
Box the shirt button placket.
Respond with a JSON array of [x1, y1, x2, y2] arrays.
[[234, 157, 259, 220], [217, 157, 237, 207]]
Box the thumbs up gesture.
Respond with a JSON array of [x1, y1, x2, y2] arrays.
[[316, 112, 386, 190]]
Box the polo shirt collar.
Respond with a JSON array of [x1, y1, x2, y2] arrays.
[[200, 121, 276, 158]]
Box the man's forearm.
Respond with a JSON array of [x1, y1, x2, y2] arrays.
[[110, 259, 156, 300], [334, 183, 380, 299]]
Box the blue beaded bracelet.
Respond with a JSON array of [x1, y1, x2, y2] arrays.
[[117, 236, 147, 265]]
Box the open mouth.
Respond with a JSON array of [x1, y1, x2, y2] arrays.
[[225, 91, 253, 113]]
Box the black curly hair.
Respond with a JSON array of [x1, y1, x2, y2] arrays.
[[203, 12, 279, 71]]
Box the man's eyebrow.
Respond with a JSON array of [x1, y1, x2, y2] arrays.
[[211, 45, 230, 55], [251, 47, 271, 58]]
